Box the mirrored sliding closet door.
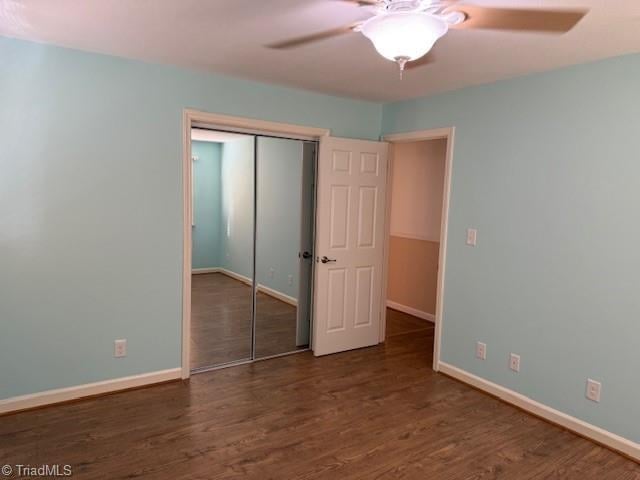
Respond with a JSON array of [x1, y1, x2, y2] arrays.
[[190, 129, 316, 373], [190, 130, 255, 371], [254, 138, 316, 359]]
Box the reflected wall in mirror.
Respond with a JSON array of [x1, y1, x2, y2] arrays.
[[254, 137, 316, 359], [190, 130, 255, 370]]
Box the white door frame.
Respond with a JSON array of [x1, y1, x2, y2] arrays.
[[181, 108, 329, 379], [380, 127, 455, 372]]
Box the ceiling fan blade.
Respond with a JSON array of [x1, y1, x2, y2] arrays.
[[405, 51, 437, 70], [450, 6, 587, 33], [266, 23, 360, 49], [339, 0, 380, 6]]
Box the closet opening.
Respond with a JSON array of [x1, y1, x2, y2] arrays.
[[189, 127, 317, 373]]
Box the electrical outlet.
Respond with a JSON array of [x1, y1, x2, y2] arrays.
[[586, 379, 601, 403], [476, 342, 487, 360], [466, 228, 477, 246], [269, 268, 275, 278], [114, 339, 127, 358], [288, 275, 293, 286], [509, 353, 521, 372]]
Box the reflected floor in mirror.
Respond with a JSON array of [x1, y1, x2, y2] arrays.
[[191, 273, 306, 369], [191, 273, 252, 369], [254, 291, 308, 360]]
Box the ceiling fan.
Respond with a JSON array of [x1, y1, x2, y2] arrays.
[[267, 0, 588, 76]]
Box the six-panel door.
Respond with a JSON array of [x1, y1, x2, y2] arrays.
[[313, 137, 388, 356]]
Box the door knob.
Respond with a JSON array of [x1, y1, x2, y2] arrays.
[[320, 256, 337, 264]]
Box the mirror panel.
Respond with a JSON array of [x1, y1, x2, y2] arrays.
[[190, 132, 255, 370], [254, 137, 315, 359]]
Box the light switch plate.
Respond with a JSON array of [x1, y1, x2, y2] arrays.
[[466, 228, 477, 246]]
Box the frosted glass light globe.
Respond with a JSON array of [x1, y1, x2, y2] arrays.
[[361, 12, 448, 62]]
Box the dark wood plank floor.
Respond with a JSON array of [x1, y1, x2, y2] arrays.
[[191, 273, 306, 369], [385, 307, 435, 338], [1, 311, 638, 479]]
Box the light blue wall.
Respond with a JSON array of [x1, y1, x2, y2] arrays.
[[220, 137, 255, 280], [191, 141, 222, 269], [0, 36, 381, 400], [256, 137, 304, 299], [382, 53, 640, 442]]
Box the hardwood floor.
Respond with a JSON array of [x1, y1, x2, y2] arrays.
[[385, 307, 435, 338], [191, 273, 306, 369], [1, 311, 637, 479]]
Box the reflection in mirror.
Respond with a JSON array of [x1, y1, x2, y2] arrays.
[[190, 130, 255, 370], [254, 137, 316, 359]]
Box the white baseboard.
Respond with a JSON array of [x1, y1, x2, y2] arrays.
[[218, 269, 298, 306], [194, 268, 298, 306], [389, 231, 440, 243], [219, 268, 252, 286], [257, 284, 297, 307], [0, 368, 181, 415], [439, 362, 640, 462], [387, 300, 435, 322], [192, 267, 221, 274]]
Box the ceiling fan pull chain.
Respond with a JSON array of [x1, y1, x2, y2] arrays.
[[395, 56, 409, 79]]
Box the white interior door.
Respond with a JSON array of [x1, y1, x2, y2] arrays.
[[313, 137, 388, 356]]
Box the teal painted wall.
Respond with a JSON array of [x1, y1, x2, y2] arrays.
[[0, 36, 381, 400], [256, 137, 304, 299], [382, 53, 640, 442], [191, 141, 222, 270]]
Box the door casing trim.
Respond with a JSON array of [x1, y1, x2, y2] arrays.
[[182, 109, 329, 379], [381, 127, 455, 372]]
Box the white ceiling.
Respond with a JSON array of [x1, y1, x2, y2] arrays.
[[1, 0, 639, 101]]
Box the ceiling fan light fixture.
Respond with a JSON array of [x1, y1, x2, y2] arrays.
[[361, 11, 448, 64]]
